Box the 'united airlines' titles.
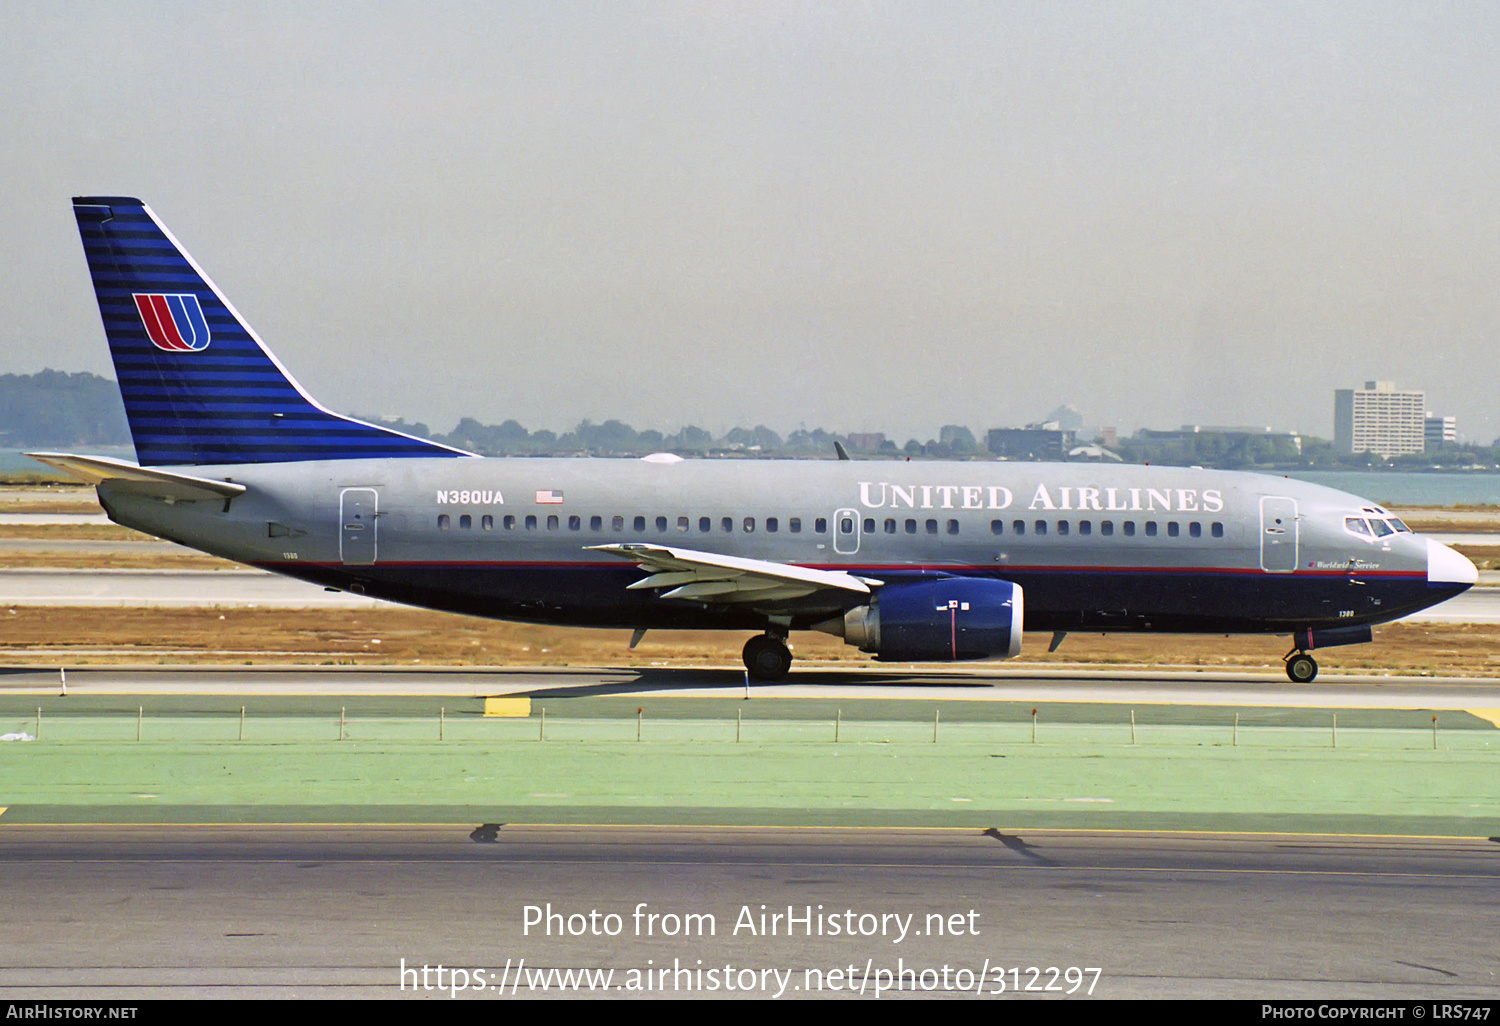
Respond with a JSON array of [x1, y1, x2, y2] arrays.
[[857, 482, 1224, 514]]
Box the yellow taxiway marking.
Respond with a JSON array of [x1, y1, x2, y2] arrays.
[[1465, 709, 1500, 728], [484, 697, 532, 718]]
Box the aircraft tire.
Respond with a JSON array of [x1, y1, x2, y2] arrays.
[[1286, 653, 1318, 684], [744, 635, 792, 681]]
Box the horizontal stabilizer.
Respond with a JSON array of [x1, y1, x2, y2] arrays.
[[25, 452, 247, 502]]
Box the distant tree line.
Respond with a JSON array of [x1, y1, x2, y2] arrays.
[[376, 415, 994, 460], [0, 370, 131, 448], [6, 369, 1499, 470]]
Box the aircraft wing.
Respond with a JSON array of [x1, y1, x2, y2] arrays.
[[25, 452, 247, 502], [586, 543, 876, 604]]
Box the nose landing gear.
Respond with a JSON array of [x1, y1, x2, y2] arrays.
[[743, 633, 792, 681]]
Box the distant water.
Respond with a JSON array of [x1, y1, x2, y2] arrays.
[[1279, 471, 1500, 507], [3, 450, 1496, 506]]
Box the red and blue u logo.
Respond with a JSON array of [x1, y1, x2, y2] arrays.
[[133, 293, 211, 352]]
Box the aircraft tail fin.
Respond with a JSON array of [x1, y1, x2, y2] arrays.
[[70, 197, 471, 466]]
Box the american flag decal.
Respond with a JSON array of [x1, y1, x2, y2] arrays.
[[535, 489, 565, 504], [133, 293, 211, 352]]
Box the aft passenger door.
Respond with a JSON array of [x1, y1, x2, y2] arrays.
[[340, 487, 378, 565], [1259, 496, 1298, 573]]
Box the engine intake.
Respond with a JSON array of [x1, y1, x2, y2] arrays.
[[837, 578, 1024, 662]]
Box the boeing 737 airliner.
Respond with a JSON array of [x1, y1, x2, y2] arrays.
[[31, 197, 1478, 683]]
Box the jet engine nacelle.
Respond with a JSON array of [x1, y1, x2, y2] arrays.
[[839, 578, 1024, 662]]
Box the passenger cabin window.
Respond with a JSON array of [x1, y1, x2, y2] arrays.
[[504, 514, 516, 530], [482, 515, 494, 531], [884, 518, 896, 534], [590, 515, 602, 531], [1167, 522, 1179, 537], [906, 519, 918, 535], [1012, 520, 1025, 536], [1189, 522, 1201, 538], [700, 517, 712, 532], [547, 515, 559, 530], [1057, 521, 1069, 536], [925, 519, 938, 535], [438, 514, 450, 530], [612, 515, 625, 532], [722, 517, 734, 533], [946, 519, 959, 535], [1100, 521, 1113, 536], [1211, 522, 1224, 538], [634, 516, 646, 532], [991, 520, 1004, 535], [743, 517, 756, 533], [459, 514, 472, 530], [656, 516, 668, 532], [789, 518, 802, 533], [568, 515, 581, 531], [1123, 522, 1135, 537], [815, 518, 828, 534], [767, 517, 779, 533], [840, 516, 854, 534], [863, 518, 875, 534], [1145, 522, 1157, 537], [1034, 521, 1047, 536], [525, 515, 538, 530], [677, 516, 689, 532], [1079, 520, 1092, 536]]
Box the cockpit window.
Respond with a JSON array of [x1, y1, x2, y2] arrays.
[[1368, 519, 1394, 537], [1388, 518, 1411, 533], [1344, 517, 1371, 536]]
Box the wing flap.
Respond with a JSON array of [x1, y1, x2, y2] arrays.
[[587, 542, 871, 606]]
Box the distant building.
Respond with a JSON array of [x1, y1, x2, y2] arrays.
[[1334, 381, 1425, 457], [1040, 404, 1084, 433], [1137, 425, 1302, 455], [988, 426, 1075, 460], [1424, 414, 1457, 448], [844, 432, 886, 453]]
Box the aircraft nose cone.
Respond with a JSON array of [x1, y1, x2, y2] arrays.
[[1427, 537, 1478, 587]]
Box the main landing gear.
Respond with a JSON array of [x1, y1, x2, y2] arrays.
[[1284, 649, 1318, 684], [743, 633, 793, 681]]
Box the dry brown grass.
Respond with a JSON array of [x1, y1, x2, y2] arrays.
[[0, 524, 156, 540], [0, 606, 1496, 676], [1403, 519, 1500, 534], [0, 551, 239, 569]]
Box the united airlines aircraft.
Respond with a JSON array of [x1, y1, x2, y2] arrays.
[[31, 197, 1478, 683]]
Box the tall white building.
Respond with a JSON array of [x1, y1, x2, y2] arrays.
[[1334, 381, 1425, 458]]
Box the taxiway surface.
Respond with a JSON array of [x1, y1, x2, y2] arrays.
[[3, 567, 1498, 620], [4, 663, 1500, 707], [0, 825, 1496, 999]]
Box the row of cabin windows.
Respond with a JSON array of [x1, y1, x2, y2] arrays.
[[989, 519, 1224, 539], [436, 514, 831, 534], [433, 512, 1224, 540]]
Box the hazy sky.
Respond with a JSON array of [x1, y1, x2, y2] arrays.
[[4, 2, 1498, 443]]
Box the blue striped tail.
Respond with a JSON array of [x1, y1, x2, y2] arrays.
[[71, 196, 471, 466]]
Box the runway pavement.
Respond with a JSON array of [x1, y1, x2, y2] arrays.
[[0, 824, 1496, 999], [3, 566, 1497, 619]]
